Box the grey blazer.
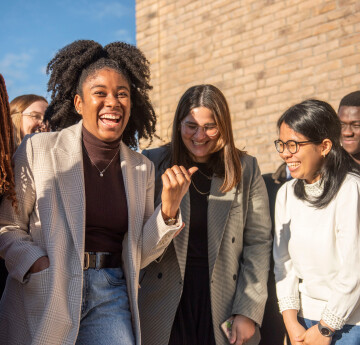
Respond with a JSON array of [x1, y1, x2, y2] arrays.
[[0, 122, 181, 345], [138, 146, 272, 345]]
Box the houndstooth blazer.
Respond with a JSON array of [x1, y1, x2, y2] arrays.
[[139, 146, 272, 345], [0, 121, 181, 345]]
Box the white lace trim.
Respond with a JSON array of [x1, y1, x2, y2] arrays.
[[321, 307, 346, 330], [278, 296, 300, 313], [304, 179, 324, 197]]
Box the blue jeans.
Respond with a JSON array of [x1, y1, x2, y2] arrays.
[[76, 266, 135, 345], [298, 317, 360, 345]]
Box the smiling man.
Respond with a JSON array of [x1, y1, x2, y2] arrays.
[[338, 91, 360, 165]]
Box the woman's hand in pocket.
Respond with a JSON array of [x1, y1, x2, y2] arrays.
[[29, 256, 50, 274]]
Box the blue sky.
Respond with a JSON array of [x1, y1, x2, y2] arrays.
[[0, 0, 136, 102]]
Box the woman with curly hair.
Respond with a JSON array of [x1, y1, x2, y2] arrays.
[[0, 40, 195, 345], [0, 74, 16, 299]]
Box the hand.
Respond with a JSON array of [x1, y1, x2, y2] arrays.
[[286, 320, 307, 345], [29, 256, 50, 274], [282, 309, 306, 345], [295, 324, 332, 345], [161, 165, 198, 219], [229, 314, 255, 345]]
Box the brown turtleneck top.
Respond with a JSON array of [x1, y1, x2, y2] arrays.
[[82, 126, 128, 253]]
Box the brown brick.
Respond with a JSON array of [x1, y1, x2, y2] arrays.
[[137, 0, 360, 173]]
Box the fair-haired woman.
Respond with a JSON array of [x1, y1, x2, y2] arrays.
[[139, 84, 272, 345], [273, 99, 360, 345], [10, 94, 48, 149]]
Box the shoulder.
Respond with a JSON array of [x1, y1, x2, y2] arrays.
[[141, 146, 170, 169], [21, 122, 81, 151], [121, 143, 153, 170], [276, 179, 296, 202], [337, 173, 360, 198]]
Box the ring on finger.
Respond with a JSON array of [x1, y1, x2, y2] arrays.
[[175, 172, 184, 175]]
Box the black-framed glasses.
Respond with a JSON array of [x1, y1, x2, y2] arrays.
[[181, 121, 219, 137], [274, 139, 321, 154]]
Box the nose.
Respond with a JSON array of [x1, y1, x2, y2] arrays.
[[280, 147, 293, 160], [105, 94, 119, 108], [193, 127, 207, 140], [341, 124, 354, 137]]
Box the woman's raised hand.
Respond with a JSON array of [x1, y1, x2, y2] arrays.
[[161, 165, 198, 219]]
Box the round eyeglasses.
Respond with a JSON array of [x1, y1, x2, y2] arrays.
[[274, 139, 321, 154], [21, 111, 44, 123], [181, 121, 219, 137]]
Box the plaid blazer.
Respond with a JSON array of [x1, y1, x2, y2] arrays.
[[139, 146, 272, 345], [0, 122, 181, 345]]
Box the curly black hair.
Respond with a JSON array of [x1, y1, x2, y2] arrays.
[[44, 40, 156, 148]]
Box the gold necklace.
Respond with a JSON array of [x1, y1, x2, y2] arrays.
[[197, 168, 212, 180], [83, 145, 120, 177], [191, 180, 210, 195]]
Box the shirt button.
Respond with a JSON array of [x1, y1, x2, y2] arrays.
[[232, 237, 235, 243], [233, 274, 237, 280], [157, 273, 162, 279]]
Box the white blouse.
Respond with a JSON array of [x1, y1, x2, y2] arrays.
[[274, 173, 360, 330]]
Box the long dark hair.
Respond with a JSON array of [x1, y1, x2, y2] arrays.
[[169, 84, 244, 192], [44, 40, 156, 149], [277, 99, 360, 208]]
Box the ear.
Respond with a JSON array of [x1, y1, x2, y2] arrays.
[[74, 94, 83, 116], [321, 138, 332, 158]]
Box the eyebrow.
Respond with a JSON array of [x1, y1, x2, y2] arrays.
[[90, 84, 130, 92], [184, 120, 217, 125]]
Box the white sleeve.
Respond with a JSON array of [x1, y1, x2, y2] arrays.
[[321, 177, 360, 330], [273, 182, 300, 313]]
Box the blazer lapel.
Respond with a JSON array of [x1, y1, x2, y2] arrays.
[[173, 191, 190, 280], [51, 122, 85, 261], [207, 176, 236, 277], [120, 143, 143, 250]]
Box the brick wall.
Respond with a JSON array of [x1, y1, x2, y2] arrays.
[[136, 0, 360, 173]]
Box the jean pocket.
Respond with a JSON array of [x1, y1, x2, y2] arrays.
[[102, 267, 125, 286]]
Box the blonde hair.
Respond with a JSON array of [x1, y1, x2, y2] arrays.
[[10, 94, 47, 148]]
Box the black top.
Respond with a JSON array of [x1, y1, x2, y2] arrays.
[[187, 162, 212, 267], [82, 126, 128, 253]]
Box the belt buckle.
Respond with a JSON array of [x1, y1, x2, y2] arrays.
[[84, 252, 90, 270]]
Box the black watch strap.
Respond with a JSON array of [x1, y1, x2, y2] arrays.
[[318, 323, 335, 337]]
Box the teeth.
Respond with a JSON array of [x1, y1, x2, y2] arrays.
[[193, 141, 206, 146], [100, 114, 120, 120], [287, 162, 300, 168]]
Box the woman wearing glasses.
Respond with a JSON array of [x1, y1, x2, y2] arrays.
[[10, 94, 48, 149], [139, 84, 272, 345], [273, 99, 360, 345]]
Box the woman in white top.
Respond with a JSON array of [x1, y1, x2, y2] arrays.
[[273, 99, 360, 345]]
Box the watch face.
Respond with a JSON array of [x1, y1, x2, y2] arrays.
[[318, 323, 334, 337], [320, 328, 330, 336]]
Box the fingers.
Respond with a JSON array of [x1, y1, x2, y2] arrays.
[[162, 165, 193, 185], [188, 166, 198, 177]]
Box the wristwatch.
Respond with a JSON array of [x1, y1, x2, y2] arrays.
[[318, 323, 335, 337]]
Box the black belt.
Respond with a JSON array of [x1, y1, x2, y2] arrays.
[[83, 252, 122, 270]]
